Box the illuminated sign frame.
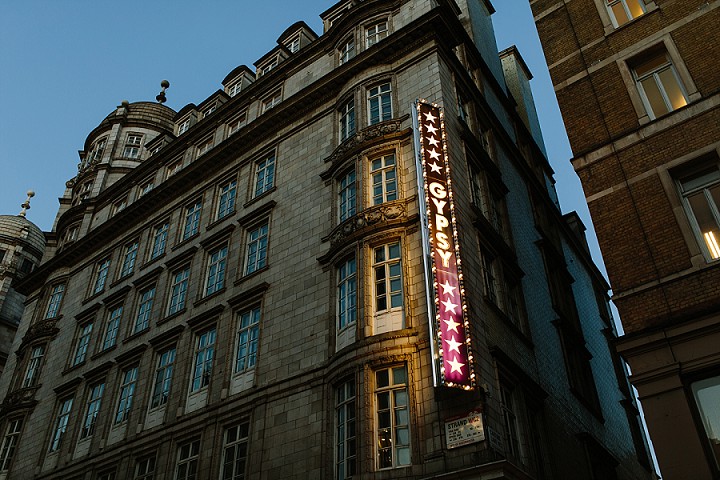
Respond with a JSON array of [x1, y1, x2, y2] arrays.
[[414, 100, 475, 390]]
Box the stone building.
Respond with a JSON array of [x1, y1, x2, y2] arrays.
[[0, 0, 653, 478], [528, 0, 720, 478], [0, 195, 46, 377]]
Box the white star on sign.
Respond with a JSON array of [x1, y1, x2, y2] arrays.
[[447, 357, 465, 374], [428, 149, 441, 161], [423, 111, 437, 123], [425, 123, 438, 135], [444, 335, 462, 353], [441, 299, 458, 314], [429, 162, 442, 174], [440, 280, 456, 296], [426, 136, 440, 147], [443, 317, 461, 333]]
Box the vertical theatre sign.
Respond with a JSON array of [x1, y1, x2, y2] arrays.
[[414, 100, 475, 390]]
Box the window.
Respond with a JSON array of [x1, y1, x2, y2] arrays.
[[339, 169, 356, 222], [368, 83, 392, 125], [632, 49, 688, 119], [375, 365, 410, 469], [72, 323, 93, 366], [339, 37, 355, 65], [134, 455, 156, 480], [505, 275, 527, 333], [254, 153, 276, 197], [114, 366, 138, 424], [235, 307, 260, 373], [150, 222, 169, 260], [178, 118, 191, 135], [370, 153, 397, 205], [167, 267, 190, 316], [44, 284, 65, 319], [120, 241, 139, 278], [22, 345, 45, 388], [49, 397, 73, 452], [133, 286, 155, 333], [0, 419, 22, 472], [97, 470, 116, 480], [92, 258, 111, 294], [175, 440, 200, 480], [340, 98, 356, 142], [373, 243, 402, 313], [80, 383, 105, 439], [677, 163, 720, 260], [202, 104, 216, 118], [480, 248, 500, 305], [166, 160, 183, 179], [365, 21, 388, 47], [111, 197, 127, 216], [65, 225, 79, 244], [607, 0, 646, 27], [205, 245, 228, 296], [500, 381, 523, 460], [196, 137, 213, 157], [336, 379, 356, 480], [457, 91, 469, 124], [150, 348, 176, 408], [227, 114, 246, 135], [287, 36, 300, 53], [220, 423, 250, 480], [245, 222, 269, 275], [139, 179, 154, 197], [191, 328, 216, 392], [123, 134, 143, 159], [261, 91, 282, 113], [261, 58, 279, 76], [182, 200, 202, 240], [691, 375, 720, 466], [338, 257, 357, 331], [217, 180, 237, 220], [227, 83, 243, 98], [102, 306, 123, 350], [88, 137, 107, 163]]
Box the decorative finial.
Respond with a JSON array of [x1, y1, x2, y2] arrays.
[[156, 80, 170, 104], [19, 190, 35, 217]]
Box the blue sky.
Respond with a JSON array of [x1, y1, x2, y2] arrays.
[[0, 0, 589, 268]]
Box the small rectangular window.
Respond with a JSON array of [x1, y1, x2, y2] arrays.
[[339, 169, 356, 222], [178, 119, 191, 135], [691, 375, 720, 466], [375, 365, 410, 469], [182, 200, 202, 240], [123, 134, 143, 159], [44, 284, 65, 319], [191, 329, 216, 391], [196, 137, 213, 157], [93, 258, 111, 294], [205, 245, 228, 296], [120, 241, 139, 278], [114, 366, 138, 424], [49, 397, 73, 452], [150, 222, 169, 260], [677, 162, 720, 260], [338, 257, 356, 330], [217, 179, 238, 220], [175, 440, 200, 480], [336, 379, 356, 480], [235, 307, 260, 373], [261, 91, 282, 112], [340, 98, 356, 142], [133, 286, 155, 334], [245, 222, 269, 275], [254, 153, 276, 197], [365, 21, 388, 48], [102, 306, 123, 350], [370, 154, 397, 205], [80, 383, 105, 439], [368, 83, 392, 125], [0, 418, 23, 472], [339, 38, 356, 65], [134, 456, 156, 480], [167, 267, 190, 316], [631, 49, 688, 119], [374, 243, 402, 312], [22, 345, 45, 388], [72, 323, 93, 366], [221, 423, 250, 480], [150, 348, 175, 409]]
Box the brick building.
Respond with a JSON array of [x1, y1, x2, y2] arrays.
[[529, 0, 720, 478], [0, 1, 653, 478]]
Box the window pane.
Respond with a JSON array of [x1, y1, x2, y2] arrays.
[[658, 68, 688, 110], [692, 376, 720, 465], [626, 0, 646, 19], [611, 3, 630, 25], [640, 77, 669, 117]]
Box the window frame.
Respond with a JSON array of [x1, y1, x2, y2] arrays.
[[182, 199, 203, 241], [134, 455, 156, 480], [0, 418, 23, 472], [253, 152, 276, 198], [71, 322, 93, 367], [44, 283, 66, 319], [365, 20, 389, 48], [339, 97, 356, 142], [337, 256, 357, 332], [631, 49, 689, 120], [675, 160, 720, 261], [123, 133, 143, 159], [217, 178, 238, 220], [367, 82, 393, 125], [133, 285, 156, 334], [204, 244, 229, 297], [336, 378, 356, 480], [102, 305, 123, 351], [114, 366, 139, 424], [190, 328, 216, 392], [21, 344, 46, 388], [220, 423, 250, 480], [175, 439, 201, 480], [234, 306, 261, 374], [375, 365, 411, 470], [339, 36, 356, 65], [92, 257, 111, 295], [244, 221, 270, 276], [120, 240, 140, 278], [79, 382, 105, 440], [167, 267, 190, 316], [606, 0, 647, 27], [369, 152, 398, 206], [48, 397, 73, 453], [338, 168, 357, 223], [150, 221, 170, 260], [150, 347, 176, 409]]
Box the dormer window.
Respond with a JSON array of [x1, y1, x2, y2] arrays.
[[86, 137, 107, 168], [123, 134, 143, 159], [227, 83, 243, 98], [178, 118, 191, 135], [286, 36, 300, 53], [261, 58, 279, 76], [339, 37, 356, 65], [202, 104, 217, 118]]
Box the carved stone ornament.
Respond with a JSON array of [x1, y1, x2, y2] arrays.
[[329, 201, 407, 248], [326, 119, 404, 165], [0, 386, 39, 415], [19, 318, 60, 353]]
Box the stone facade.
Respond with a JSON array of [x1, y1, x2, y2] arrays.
[[529, 0, 720, 478], [0, 1, 653, 479]]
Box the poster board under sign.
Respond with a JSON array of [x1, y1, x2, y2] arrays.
[[445, 410, 485, 449]]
